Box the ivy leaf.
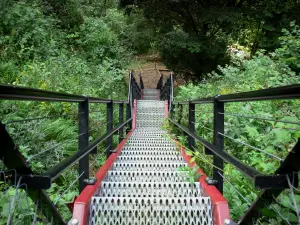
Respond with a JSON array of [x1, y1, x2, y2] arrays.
[[261, 208, 276, 217], [270, 129, 292, 145], [189, 157, 195, 163], [245, 125, 259, 138]]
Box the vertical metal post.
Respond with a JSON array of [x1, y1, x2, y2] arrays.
[[119, 103, 124, 142], [188, 102, 195, 151], [78, 98, 89, 192], [126, 103, 131, 131], [139, 73, 144, 89], [106, 101, 113, 157], [213, 96, 224, 193], [170, 103, 175, 119], [178, 104, 183, 124]]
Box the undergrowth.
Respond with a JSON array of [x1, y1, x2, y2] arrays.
[[168, 22, 300, 224]]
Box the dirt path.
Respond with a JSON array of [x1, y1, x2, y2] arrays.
[[129, 56, 171, 89]]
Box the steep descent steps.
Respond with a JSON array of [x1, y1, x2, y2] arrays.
[[88, 89, 213, 225]]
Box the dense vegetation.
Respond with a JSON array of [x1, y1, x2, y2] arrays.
[[0, 0, 154, 223], [168, 22, 300, 224], [0, 0, 299, 224], [122, 0, 300, 80]]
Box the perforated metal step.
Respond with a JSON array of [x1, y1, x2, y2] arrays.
[[125, 142, 175, 147], [127, 139, 173, 143], [120, 150, 180, 156], [122, 146, 177, 151], [116, 155, 185, 163], [111, 162, 186, 171], [90, 197, 212, 225], [98, 182, 201, 197], [104, 171, 190, 182], [89, 96, 212, 224]]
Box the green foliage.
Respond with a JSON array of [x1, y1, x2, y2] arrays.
[[127, 0, 300, 79], [274, 22, 300, 73], [42, 0, 84, 28], [177, 165, 202, 183], [171, 24, 300, 223], [0, 0, 149, 223]]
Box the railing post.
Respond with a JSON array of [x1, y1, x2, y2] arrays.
[[126, 103, 131, 131], [119, 103, 124, 142], [213, 96, 224, 193], [139, 72, 144, 89], [78, 97, 89, 192], [188, 102, 195, 151], [170, 103, 175, 119], [106, 101, 113, 157], [178, 104, 183, 124]]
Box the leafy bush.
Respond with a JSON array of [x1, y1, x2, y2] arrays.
[[171, 23, 300, 223], [273, 21, 300, 74], [0, 0, 136, 223], [157, 29, 228, 79]]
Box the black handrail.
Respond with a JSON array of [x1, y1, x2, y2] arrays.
[[176, 84, 300, 104], [0, 73, 140, 224], [0, 84, 128, 103], [168, 83, 300, 225]]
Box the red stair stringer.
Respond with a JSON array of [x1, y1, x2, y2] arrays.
[[71, 100, 137, 225], [165, 101, 230, 225]]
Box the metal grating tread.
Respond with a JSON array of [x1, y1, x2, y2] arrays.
[[120, 150, 180, 156], [122, 146, 177, 151], [127, 139, 173, 143], [104, 171, 190, 182], [90, 197, 212, 225], [116, 155, 185, 163], [125, 143, 175, 148], [111, 162, 186, 171], [89, 98, 212, 224], [97, 182, 201, 197]]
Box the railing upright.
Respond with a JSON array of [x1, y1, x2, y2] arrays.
[[157, 74, 163, 90], [106, 101, 113, 157], [188, 102, 195, 151], [139, 72, 144, 89], [78, 97, 90, 192], [213, 96, 224, 194], [119, 103, 124, 142]]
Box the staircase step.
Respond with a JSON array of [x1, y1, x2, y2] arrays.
[[111, 162, 186, 171], [120, 150, 180, 156], [125, 143, 175, 147], [89, 197, 212, 225], [116, 155, 184, 163], [98, 182, 201, 197], [104, 171, 190, 182], [128, 138, 173, 143], [122, 146, 177, 151], [128, 137, 172, 142]]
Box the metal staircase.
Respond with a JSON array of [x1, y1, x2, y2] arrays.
[[88, 89, 213, 225], [2, 73, 300, 225]]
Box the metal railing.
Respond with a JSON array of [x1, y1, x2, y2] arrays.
[[158, 74, 300, 225], [0, 72, 142, 224], [159, 72, 174, 112]]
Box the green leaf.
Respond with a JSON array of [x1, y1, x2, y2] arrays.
[[270, 129, 292, 144], [245, 125, 259, 138], [189, 157, 195, 163], [261, 208, 276, 217]]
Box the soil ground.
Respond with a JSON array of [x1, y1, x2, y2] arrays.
[[126, 54, 171, 89]]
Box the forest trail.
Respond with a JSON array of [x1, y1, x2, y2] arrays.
[[128, 55, 171, 88]]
